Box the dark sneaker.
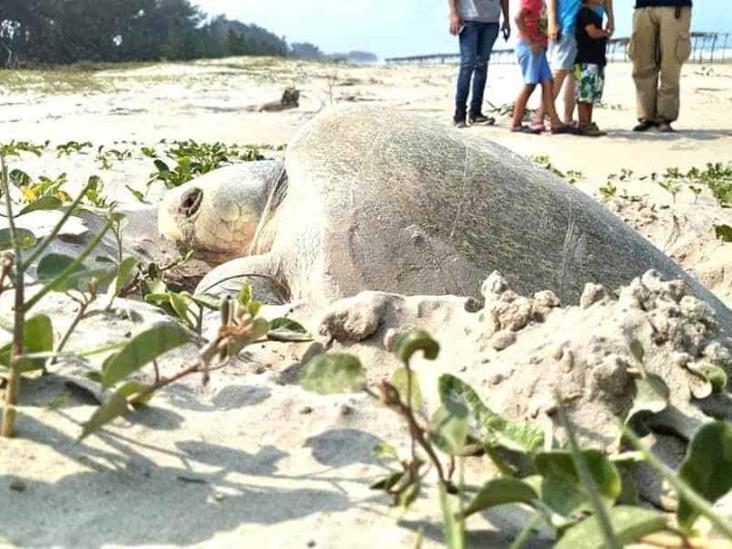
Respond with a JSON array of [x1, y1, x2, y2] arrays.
[[468, 113, 496, 126], [578, 124, 606, 137], [633, 119, 657, 132], [657, 121, 674, 133], [453, 117, 467, 129]]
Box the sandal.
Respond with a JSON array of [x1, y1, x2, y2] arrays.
[[577, 124, 606, 137], [511, 125, 541, 134], [550, 124, 574, 135], [529, 122, 546, 132]]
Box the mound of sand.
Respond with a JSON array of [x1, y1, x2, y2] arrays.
[[2, 267, 731, 546]]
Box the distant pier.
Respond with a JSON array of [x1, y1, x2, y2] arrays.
[[386, 32, 732, 65]]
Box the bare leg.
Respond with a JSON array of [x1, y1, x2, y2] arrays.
[[563, 72, 577, 123], [577, 102, 592, 127], [534, 69, 568, 124], [513, 84, 536, 128], [541, 80, 563, 129]]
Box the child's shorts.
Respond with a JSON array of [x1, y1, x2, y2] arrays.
[[574, 63, 605, 104], [516, 40, 552, 85]]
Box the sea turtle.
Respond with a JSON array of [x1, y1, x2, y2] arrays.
[[158, 105, 732, 332]]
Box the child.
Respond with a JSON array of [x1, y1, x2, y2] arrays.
[[512, 0, 570, 134], [574, 0, 610, 136]]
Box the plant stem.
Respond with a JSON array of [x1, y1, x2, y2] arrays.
[[380, 380, 451, 490], [404, 361, 417, 462], [21, 180, 93, 271], [1, 156, 25, 438], [51, 295, 94, 365], [557, 399, 621, 549], [508, 512, 544, 549]]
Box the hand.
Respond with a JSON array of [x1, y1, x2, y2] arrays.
[[548, 21, 559, 42], [449, 12, 463, 35], [501, 19, 511, 40], [605, 22, 615, 37], [531, 41, 542, 54]]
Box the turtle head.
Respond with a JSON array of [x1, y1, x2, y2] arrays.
[[158, 161, 285, 262]]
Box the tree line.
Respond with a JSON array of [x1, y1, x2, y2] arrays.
[[0, 0, 297, 67]]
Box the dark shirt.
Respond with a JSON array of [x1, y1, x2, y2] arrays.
[[575, 7, 607, 66], [635, 0, 692, 7]]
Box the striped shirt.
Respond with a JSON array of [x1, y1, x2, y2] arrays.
[[458, 0, 502, 23]]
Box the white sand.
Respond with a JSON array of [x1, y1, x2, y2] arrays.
[[1, 57, 731, 547]]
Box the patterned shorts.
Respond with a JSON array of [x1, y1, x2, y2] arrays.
[[574, 63, 605, 104]]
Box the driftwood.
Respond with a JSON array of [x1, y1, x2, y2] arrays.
[[244, 87, 300, 113]]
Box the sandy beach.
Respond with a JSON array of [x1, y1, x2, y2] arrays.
[[1, 57, 732, 547]]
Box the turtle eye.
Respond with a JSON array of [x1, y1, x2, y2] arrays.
[[179, 188, 203, 218]]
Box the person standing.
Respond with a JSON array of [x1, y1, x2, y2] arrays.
[[533, 0, 614, 130], [574, 0, 610, 136], [630, 0, 692, 132], [449, 0, 511, 127]]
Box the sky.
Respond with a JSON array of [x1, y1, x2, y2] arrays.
[[193, 1, 730, 59]]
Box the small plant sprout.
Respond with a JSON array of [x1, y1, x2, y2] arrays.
[[689, 185, 703, 203], [599, 181, 617, 200], [658, 180, 682, 204]]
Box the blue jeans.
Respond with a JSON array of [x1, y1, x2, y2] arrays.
[[455, 21, 499, 118]]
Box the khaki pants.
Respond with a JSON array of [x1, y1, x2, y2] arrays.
[[629, 7, 692, 123]]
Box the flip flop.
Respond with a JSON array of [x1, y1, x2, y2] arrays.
[[511, 125, 541, 134], [550, 125, 574, 135]]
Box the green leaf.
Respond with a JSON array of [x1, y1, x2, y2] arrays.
[[625, 374, 670, 436], [111, 257, 138, 298], [116, 380, 154, 407], [9, 168, 31, 188], [154, 159, 170, 173], [267, 317, 312, 342], [438, 374, 544, 455], [535, 450, 622, 506], [398, 479, 421, 510], [0, 314, 54, 372], [429, 405, 469, 456], [460, 478, 538, 519], [144, 293, 171, 306], [370, 471, 404, 491], [390, 367, 423, 410], [101, 323, 191, 388], [239, 284, 252, 307], [125, 185, 149, 204], [36, 253, 114, 292], [0, 227, 37, 251], [677, 421, 732, 531], [300, 353, 366, 394], [555, 506, 666, 549], [169, 292, 193, 326], [140, 275, 167, 299], [18, 195, 63, 216], [439, 485, 466, 549], [715, 224, 732, 242], [394, 330, 440, 363], [373, 441, 399, 462], [190, 293, 221, 311], [224, 318, 270, 356], [686, 362, 728, 397], [79, 385, 132, 439], [529, 474, 591, 517]]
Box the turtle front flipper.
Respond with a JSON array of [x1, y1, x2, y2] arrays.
[[195, 253, 289, 305]]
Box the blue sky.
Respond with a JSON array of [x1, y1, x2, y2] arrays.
[[194, 1, 729, 59]]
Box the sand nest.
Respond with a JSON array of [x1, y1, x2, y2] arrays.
[[3, 265, 731, 546]]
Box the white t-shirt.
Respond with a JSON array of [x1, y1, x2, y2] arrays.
[[458, 0, 502, 22]]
